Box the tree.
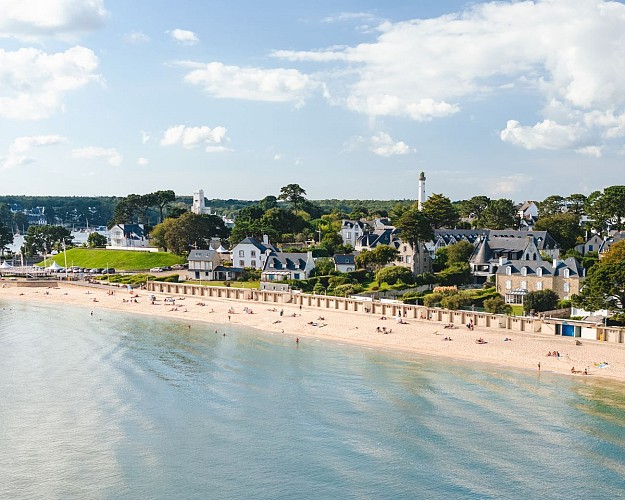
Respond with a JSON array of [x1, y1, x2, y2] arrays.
[[394, 207, 434, 249], [585, 186, 625, 232], [356, 245, 399, 272], [422, 193, 459, 229], [534, 212, 582, 251], [150, 213, 228, 255], [458, 196, 491, 220], [523, 289, 559, 313], [538, 195, 565, 217], [565, 194, 587, 216], [23, 225, 72, 255], [441, 293, 470, 310], [261, 207, 306, 236], [446, 240, 475, 266], [258, 195, 278, 211], [483, 296, 512, 315], [311, 257, 335, 276], [435, 262, 472, 286], [278, 184, 307, 214], [602, 240, 625, 264], [376, 265, 415, 286], [319, 232, 344, 255], [572, 259, 625, 315], [0, 221, 13, 256], [479, 199, 518, 229], [87, 232, 108, 248], [154, 190, 176, 223]]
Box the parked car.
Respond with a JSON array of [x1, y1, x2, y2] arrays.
[[102, 268, 116, 274], [161, 266, 172, 271], [150, 267, 163, 272], [172, 264, 188, 270]]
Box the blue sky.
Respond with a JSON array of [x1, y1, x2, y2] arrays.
[[1, 0, 624, 202]]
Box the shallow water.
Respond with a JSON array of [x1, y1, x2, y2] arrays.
[[1, 300, 625, 499]]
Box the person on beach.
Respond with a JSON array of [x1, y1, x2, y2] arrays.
[[538, 362, 541, 371]]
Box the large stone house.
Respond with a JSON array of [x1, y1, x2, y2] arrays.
[[470, 232, 559, 283], [495, 256, 584, 305]]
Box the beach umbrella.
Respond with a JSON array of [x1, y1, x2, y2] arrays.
[[0, 261, 13, 268]]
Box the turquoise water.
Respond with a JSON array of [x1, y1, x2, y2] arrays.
[[1, 301, 625, 499]]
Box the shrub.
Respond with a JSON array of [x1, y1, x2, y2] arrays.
[[154, 274, 179, 283], [332, 283, 364, 296], [557, 299, 572, 309], [376, 266, 415, 286], [440, 293, 471, 310], [328, 275, 352, 289], [483, 296, 512, 315], [347, 269, 371, 284], [423, 292, 443, 307], [523, 289, 559, 313]]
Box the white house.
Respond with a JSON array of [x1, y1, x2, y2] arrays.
[[187, 249, 241, 281], [108, 224, 150, 249], [333, 254, 356, 273], [230, 236, 277, 270], [339, 220, 364, 248], [261, 251, 315, 281]]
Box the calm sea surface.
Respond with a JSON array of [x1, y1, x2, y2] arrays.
[[1, 300, 625, 499]]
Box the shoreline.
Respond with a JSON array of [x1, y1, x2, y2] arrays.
[[2, 282, 624, 383]]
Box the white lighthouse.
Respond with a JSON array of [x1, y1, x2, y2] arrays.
[[418, 171, 426, 210], [192, 189, 211, 215]]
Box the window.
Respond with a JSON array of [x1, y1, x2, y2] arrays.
[[347, 267, 353, 272], [403, 246, 407, 252], [506, 266, 512, 276], [238, 250, 244, 257], [239, 260, 245, 267], [251, 250, 256, 257], [588, 244, 593, 251], [521, 267, 527, 276], [251, 260, 256, 268], [521, 280, 527, 289], [563, 282, 570, 292], [536, 268, 542, 277], [346, 232, 351, 239], [355, 233, 359, 238], [563, 269, 570, 278], [294, 273, 300, 279], [536, 281, 543, 290], [406, 256, 411, 264], [505, 280, 512, 290]]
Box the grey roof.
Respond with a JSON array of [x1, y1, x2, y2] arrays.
[[356, 228, 396, 248], [264, 252, 310, 271], [488, 230, 558, 250], [472, 239, 491, 265], [236, 237, 276, 252], [333, 254, 355, 265], [495, 258, 583, 277], [114, 223, 145, 239], [187, 249, 217, 261]]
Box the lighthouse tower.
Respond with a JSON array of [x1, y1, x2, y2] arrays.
[[418, 172, 426, 210]]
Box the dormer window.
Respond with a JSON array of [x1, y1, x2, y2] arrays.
[[537, 267, 542, 277], [563, 269, 570, 278], [521, 267, 527, 276], [506, 266, 512, 276]]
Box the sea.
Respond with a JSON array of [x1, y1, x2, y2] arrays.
[[1, 300, 625, 499]]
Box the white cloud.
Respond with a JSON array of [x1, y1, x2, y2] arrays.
[[124, 31, 150, 44], [179, 61, 320, 104], [168, 28, 199, 45], [272, 0, 625, 153], [72, 147, 123, 166], [0, 0, 107, 41], [0, 45, 100, 120], [274, 154, 283, 161], [2, 134, 66, 170], [488, 174, 533, 197], [141, 131, 151, 144], [576, 145, 603, 158], [137, 157, 149, 165], [160, 125, 229, 152], [369, 132, 413, 156]]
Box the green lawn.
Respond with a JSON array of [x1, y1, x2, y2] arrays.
[[42, 248, 186, 271], [510, 305, 524, 316]]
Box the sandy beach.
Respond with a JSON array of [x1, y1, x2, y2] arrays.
[[2, 282, 625, 383]]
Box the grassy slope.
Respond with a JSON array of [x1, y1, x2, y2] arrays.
[[44, 248, 185, 271]]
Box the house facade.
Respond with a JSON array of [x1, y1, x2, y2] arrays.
[[187, 249, 242, 281], [108, 224, 150, 248], [496, 256, 584, 304], [230, 236, 277, 270], [333, 254, 356, 273], [339, 220, 364, 248], [261, 251, 315, 281], [574, 234, 603, 256]]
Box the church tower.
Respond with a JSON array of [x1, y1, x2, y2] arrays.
[[418, 172, 426, 210]]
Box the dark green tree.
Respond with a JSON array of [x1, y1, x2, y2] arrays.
[[395, 207, 434, 249], [479, 199, 518, 229], [422, 193, 459, 229], [458, 196, 491, 225], [278, 183, 307, 214], [151, 213, 228, 255], [483, 295, 512, 315], [87, 232, 108, 248], [0, 221, 13, 256], [376, 265, 415, 285], [523, 289, 559, 313], [446, 240, 475, 266], [538, 195, 565, 217], [24, 225, 72, 255], [154, 190, 176, 223], [534, 212, 582, 251], [585, 186, 625, 232]]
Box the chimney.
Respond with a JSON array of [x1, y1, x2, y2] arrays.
[[263, 234, 269, 245], [498, 256, 504, 266], [553, 258, 558, 269]]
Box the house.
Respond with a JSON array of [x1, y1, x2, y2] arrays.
[[261, 251, 315, 281], [517, 201, 539, 227], [470, 233, 559, 283], [496, 256, 584, 305], [339, 220, 364, 248], [187, 249, 243, 281], [333, 254, 356, 273], [574, 234, 603, 256], [108, 224, 150, 248], [599, 231, 625, 258], [426, 228, 486, 258], [230, 235, 277, 270]]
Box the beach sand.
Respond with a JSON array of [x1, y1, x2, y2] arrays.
[[2, 282, 624, 383]]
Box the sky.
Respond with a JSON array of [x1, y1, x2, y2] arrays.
[[1, 0, 625, 203]]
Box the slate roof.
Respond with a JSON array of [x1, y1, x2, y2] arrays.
[[236, 237, 277, 252], [333, 254, 355, 265], [114, 224, 145, 240], [264, 252, 310, 271], [495, 257, 583, 277], [187, 249, 217, 261]]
